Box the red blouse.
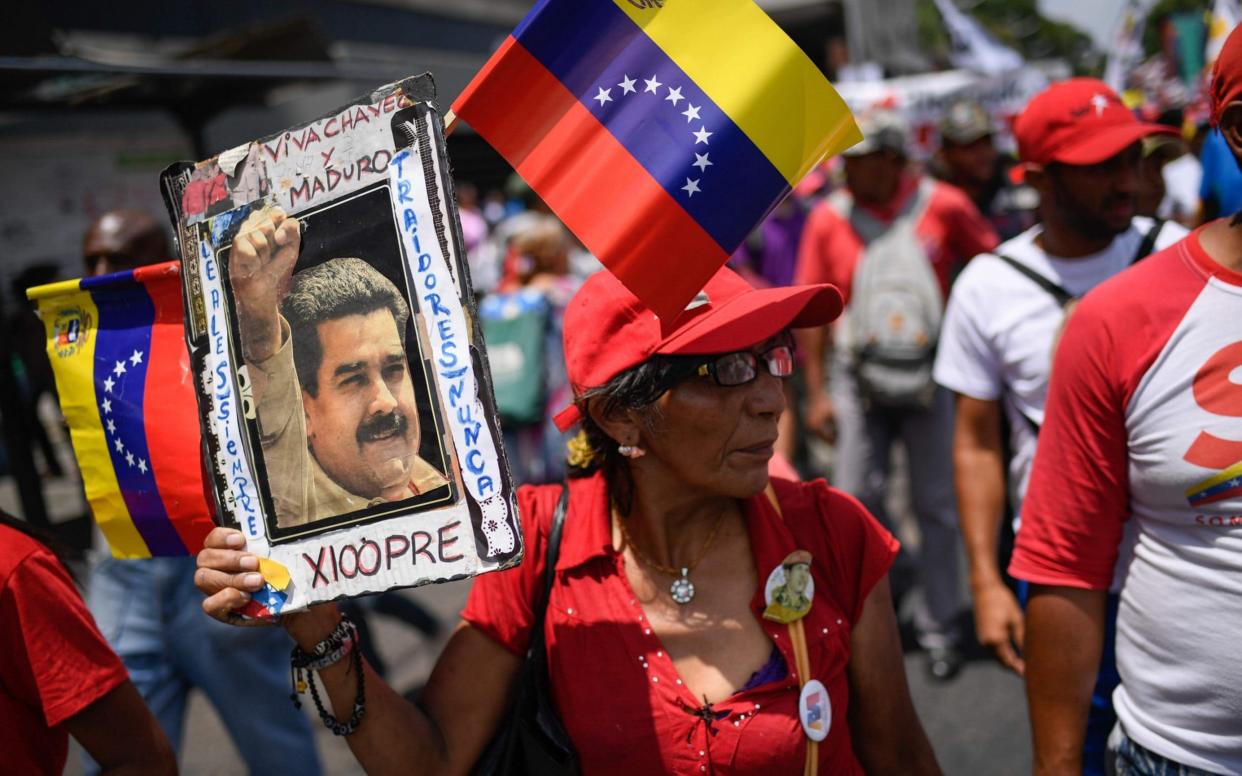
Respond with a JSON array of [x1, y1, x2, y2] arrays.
[[0, 529, 129, 775], [462, 473, 898, 775]]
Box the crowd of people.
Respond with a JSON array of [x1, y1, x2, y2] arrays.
[[4, 22, 1242, 776]]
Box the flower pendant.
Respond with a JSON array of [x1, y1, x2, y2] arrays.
[[670, 567, 696, 605]]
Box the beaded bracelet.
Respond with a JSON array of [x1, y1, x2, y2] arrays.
[[290, 614, 366, 736]]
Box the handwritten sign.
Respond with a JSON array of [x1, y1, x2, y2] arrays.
[[166, 77, 521, 615], [265, 93, 403, 211], [195, 228, 262, 539], [390, 145, 515, 556]]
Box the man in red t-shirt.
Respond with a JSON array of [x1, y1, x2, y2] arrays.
[[1012, 26, 1242, 775], [796, 109, 999, 679]]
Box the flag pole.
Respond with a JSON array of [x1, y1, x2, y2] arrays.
[[444, 109, 458, 137]]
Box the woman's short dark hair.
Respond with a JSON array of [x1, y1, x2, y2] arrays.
[[566, 352, 703, 515]]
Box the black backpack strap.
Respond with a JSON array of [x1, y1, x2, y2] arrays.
[[529, 485, 570, 655], [475, 484, 577, 774], [994, 253, 1075, 307], [1131, 219, 1165, 265]]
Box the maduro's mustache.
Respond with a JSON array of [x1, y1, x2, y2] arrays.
[[357, 410, 409, 444]]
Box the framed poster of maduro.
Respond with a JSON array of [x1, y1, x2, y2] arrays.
[[160, 75, 521, 616]]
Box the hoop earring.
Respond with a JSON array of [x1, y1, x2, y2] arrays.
[[618, 444, 647, 459]]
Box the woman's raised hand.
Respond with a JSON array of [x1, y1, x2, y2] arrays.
[[195, 527, 268, 625]]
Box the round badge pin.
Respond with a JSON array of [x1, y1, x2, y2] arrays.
[[799, 679, 831, 742], [762, 550, 814, 624]]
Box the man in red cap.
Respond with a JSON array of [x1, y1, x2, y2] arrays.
[[933, 78, 1186, 774], [795, 109, 998, 681], [1011, 25, 1242, 775]]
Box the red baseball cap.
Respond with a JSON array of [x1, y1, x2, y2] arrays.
[[1212, 24, 1242, 126], [1009, 78, 1176, 183], [551, 267, 843, 431]]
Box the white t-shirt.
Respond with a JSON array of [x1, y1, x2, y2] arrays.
[[934, 217, 1187, 507], [1158, 153, 1202, 223], [1011, 229, 1242, 772]]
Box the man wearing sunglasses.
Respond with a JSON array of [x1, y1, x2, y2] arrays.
[[82, 210, 169, 276]]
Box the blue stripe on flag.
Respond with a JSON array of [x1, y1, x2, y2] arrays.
[[513, 0, 791, 253], [1189, 476, 1242, 505], [89, 278, 188, 556]]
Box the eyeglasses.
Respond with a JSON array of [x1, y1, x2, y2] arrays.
[[694, 338, 796, 387]]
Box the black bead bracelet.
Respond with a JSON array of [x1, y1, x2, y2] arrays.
[[290, 614, 366, 736]]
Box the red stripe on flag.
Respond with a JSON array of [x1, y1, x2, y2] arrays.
[[140, 267, 215, 554], [455, 36, 728, 322]]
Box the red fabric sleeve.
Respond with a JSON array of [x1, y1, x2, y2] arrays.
[[774, 478, 900, 624], [794, 203, 856, 300], [460, 483, 563, 656], [1010, 237, 1208, 589], [0, 548, 128, 727], [1008, 301, 1130, 589]]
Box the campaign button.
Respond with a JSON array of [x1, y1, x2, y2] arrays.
[[799, 679, 831, 742]]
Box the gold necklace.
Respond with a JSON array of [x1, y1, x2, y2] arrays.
[[616, 511, 728, 605]]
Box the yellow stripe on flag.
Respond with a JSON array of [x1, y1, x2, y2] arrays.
[[612, 0, 861, 185], [1186, 459, 1242, 498], [34, 285, 150, 558]]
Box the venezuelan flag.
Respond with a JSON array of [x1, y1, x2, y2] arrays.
[[1186, 460, 1242, 508], [28, 262, 215, 558], [452, 0, 860, 322]]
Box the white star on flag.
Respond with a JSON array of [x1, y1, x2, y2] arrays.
[[665, 86, 684, 106], [693, 152, 713, 172], [138, 459, 148, 474], [693, 126, 713, 145], [101, 398, 112, 414], [103, 376, 115, 394], [113, 360, 126, 377], [644, 75, 662, 94], [126, 451, 135, 467], [682, 178, 702, 197], [106, 419, 116, 434], [681, 103, 701, 123], [129, 349, 144, 366], [594, 87, 613, 106], [114, 438, 124, 453], [1091, 94, 1108, 116], [618, 75, 637, 95]]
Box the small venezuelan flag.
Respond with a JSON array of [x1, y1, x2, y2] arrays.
[[452, 0, 861, 322], [28, 262, 215, 558], [1186, 460, 1242, 508]]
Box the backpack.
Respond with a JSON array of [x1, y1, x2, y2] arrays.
[[480, 289, 551, 426], [832, 179, 942, 410]]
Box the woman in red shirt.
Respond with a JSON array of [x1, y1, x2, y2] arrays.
[[196, 266, 939, 774]]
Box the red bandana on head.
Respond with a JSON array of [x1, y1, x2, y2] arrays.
[[1212, 24, 1242, 127]]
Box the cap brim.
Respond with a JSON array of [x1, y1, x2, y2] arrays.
[[658, 283, 844, 355], [552, 282, 845, 432], [1051, 123, 1179, 166]]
